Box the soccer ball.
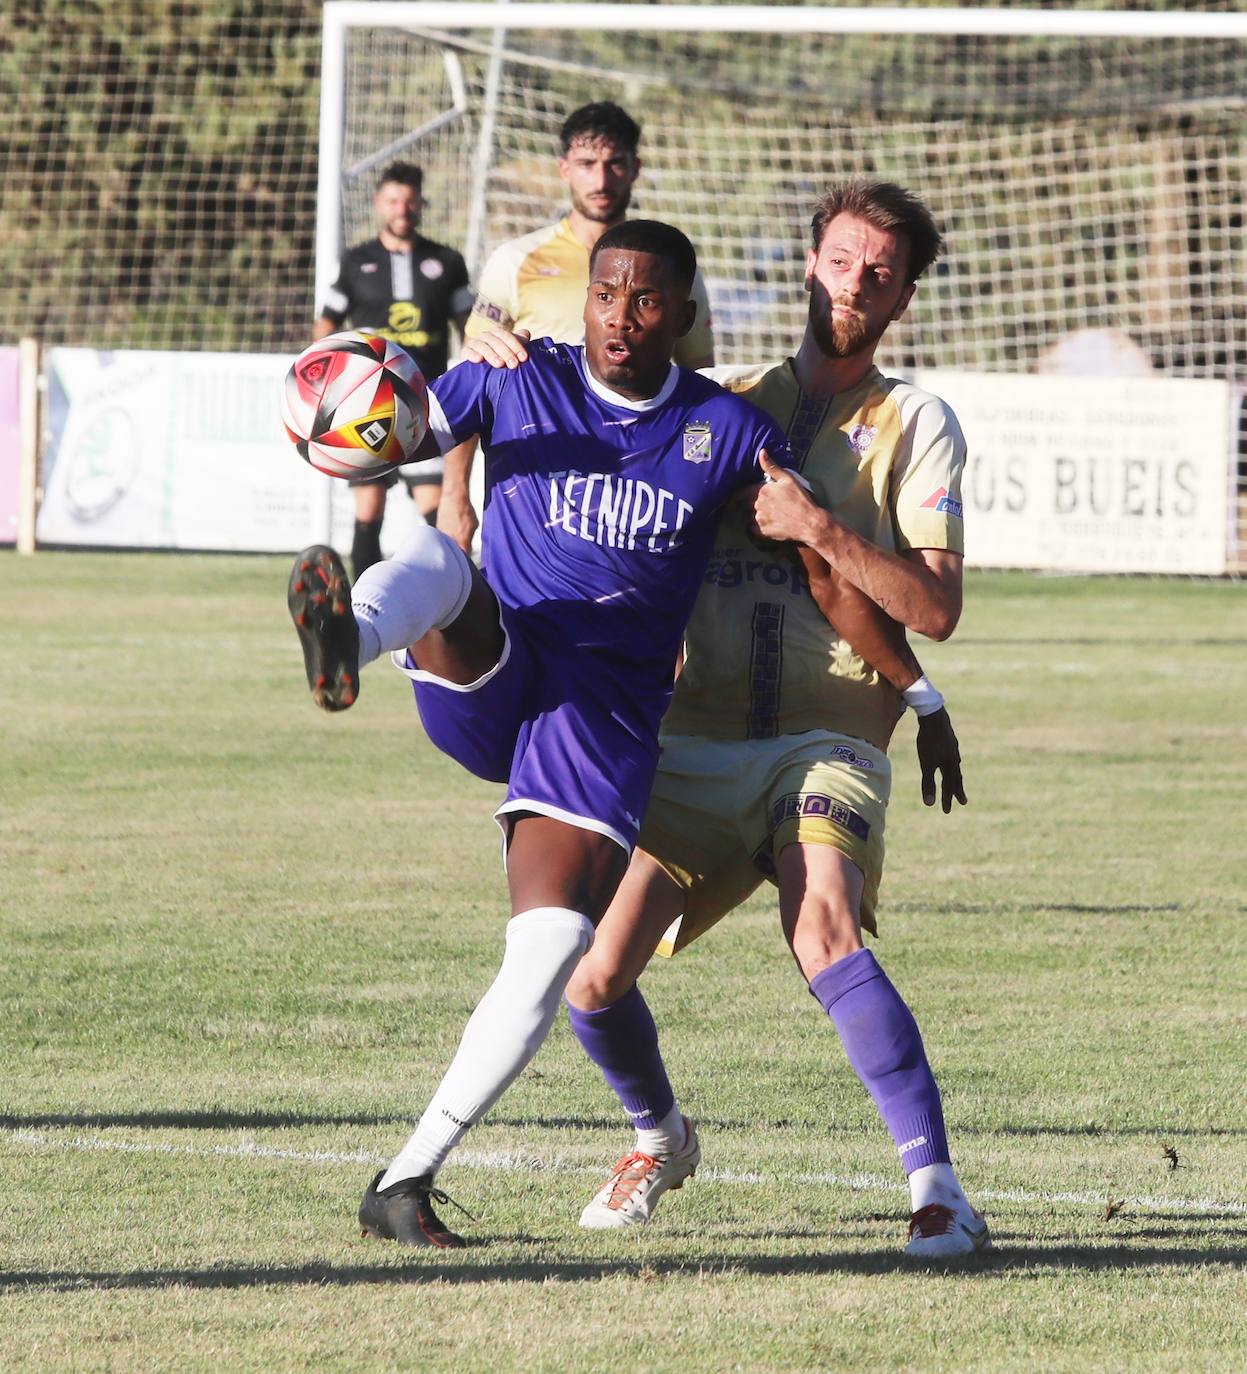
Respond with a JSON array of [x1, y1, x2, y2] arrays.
[[281, 331, 429, 479]]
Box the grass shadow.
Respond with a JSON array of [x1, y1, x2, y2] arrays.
[[2, 1242, 1244, 1293]]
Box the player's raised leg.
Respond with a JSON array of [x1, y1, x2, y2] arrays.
[[566, 851, 701, 1229], [778, 842, 990, 1259], [362, 814, 628, 1246], [288, 523, 501, 711]]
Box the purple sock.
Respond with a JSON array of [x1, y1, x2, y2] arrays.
[[810, 948, 950, 1174], [567, 984, 676, 1130]]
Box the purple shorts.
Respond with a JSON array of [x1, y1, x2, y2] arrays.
[[393, 605, 663, 853]]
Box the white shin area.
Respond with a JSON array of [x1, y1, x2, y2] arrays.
[[351, 524, 474, 668], [378, 907, 596, 1190]]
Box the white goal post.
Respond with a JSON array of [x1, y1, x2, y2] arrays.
[[317, 3, 1247, 570]]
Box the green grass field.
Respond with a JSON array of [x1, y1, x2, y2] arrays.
[[3, 552, 1245, 1373]]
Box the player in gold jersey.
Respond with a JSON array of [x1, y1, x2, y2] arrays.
[[555, 181, 991, 1259], [437, 102, 714, 552]]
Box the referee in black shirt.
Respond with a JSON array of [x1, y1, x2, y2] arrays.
[[314, 163, 473, 577]]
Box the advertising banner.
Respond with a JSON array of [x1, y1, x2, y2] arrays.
[[35, 349, 366, 552], [0, 347, 19, 545], [917, 371, 1233, 575]]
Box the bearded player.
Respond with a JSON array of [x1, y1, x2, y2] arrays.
[[472, 180, 986, 1258], [438, 101, 715, 555]]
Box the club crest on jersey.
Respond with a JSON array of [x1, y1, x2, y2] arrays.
[[420, 257, 445, 279], [360, 262, 379, 273], [847, 423, 877, 454], [920, 485, 964, 518], [683, 421, 713, 464]]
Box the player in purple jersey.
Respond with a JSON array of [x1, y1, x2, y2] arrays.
[[286, 220, 790, 1247]]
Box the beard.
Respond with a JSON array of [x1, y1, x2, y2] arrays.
[[571, 183, 632, 224], [806, 278, 886, 359]]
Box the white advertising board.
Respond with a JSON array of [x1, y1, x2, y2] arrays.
[[36, 349, 368, 552], [916, 371, 1234, 574]]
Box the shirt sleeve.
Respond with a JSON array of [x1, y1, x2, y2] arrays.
[[890, 391, 967, 555], [319, 257, 351, 325], [446, 251, 474, 319], [464, 246, 516, 338], [674, 267, 715, 368], [426, 358, 496, 453]]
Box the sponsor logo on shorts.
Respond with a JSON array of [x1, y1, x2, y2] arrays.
[[682, 421, 713, 463], [829, 743, 874, 770], [770, 792, 871, 841], [920, 485, 964, 518], [847, 423, 877, 454]]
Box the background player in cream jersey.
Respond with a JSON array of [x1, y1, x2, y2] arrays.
[[552, 180, 990, 1259], [438, 102, 715, 553]]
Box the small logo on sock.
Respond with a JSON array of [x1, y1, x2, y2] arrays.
[[897, 1134, 928, 1157], [440, 1108, 472, 1129]]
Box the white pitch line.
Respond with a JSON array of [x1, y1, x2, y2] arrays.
[[6, 1128, 1246, 1217]]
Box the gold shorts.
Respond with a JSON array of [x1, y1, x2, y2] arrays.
[[639, 731, 891, 955]]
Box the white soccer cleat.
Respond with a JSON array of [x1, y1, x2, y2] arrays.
[[579, 1118, 701, 1229], [903, 1201, 992, 1259]]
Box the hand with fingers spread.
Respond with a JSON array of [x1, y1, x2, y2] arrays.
[[915, 706, 967, 813], [461, 327, 532, 369]]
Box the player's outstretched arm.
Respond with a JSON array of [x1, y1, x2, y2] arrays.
[[437, 437, 480, 553], [754, 452, 961, 640], [796, 544, 921, 691], [797, 545, 965, 812]]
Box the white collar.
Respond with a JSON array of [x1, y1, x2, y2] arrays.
[[578, 350, 680, 411]]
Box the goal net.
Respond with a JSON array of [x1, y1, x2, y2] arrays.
[[323, 3, 1247, 387]]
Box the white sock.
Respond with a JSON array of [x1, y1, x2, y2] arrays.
[[634, 1104, 687, 1159], [351, 524, 473, 668], [908, 1162, 971, 1214], [378, 907, 595, 1190]]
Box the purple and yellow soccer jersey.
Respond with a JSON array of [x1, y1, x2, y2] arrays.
[[426, 340, 788, 705]]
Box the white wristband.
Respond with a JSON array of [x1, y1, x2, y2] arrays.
[[902, 674, 945, 717]]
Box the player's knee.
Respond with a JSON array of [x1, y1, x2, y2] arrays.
[[564, 954, 630, 1012]]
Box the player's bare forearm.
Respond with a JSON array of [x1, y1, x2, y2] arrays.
[[311, 316, 336, 341], [437, 436, 479, 552], [796, 547, 920, 691], [754, 452, 961, 640]]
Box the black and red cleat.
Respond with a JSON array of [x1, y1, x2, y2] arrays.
[[287, 545, 360, 711], [358, 1171, 470, 1248]]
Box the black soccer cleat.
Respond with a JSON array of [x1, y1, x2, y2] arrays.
[[358, 1170, 469, 1248], [287, 544, 360, 711]]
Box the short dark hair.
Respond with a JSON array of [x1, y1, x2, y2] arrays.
[[559, 102, 641, 157], [590, 220, 697, 294], [377, 162, 423, 193], [810, 180, 943, 283]]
